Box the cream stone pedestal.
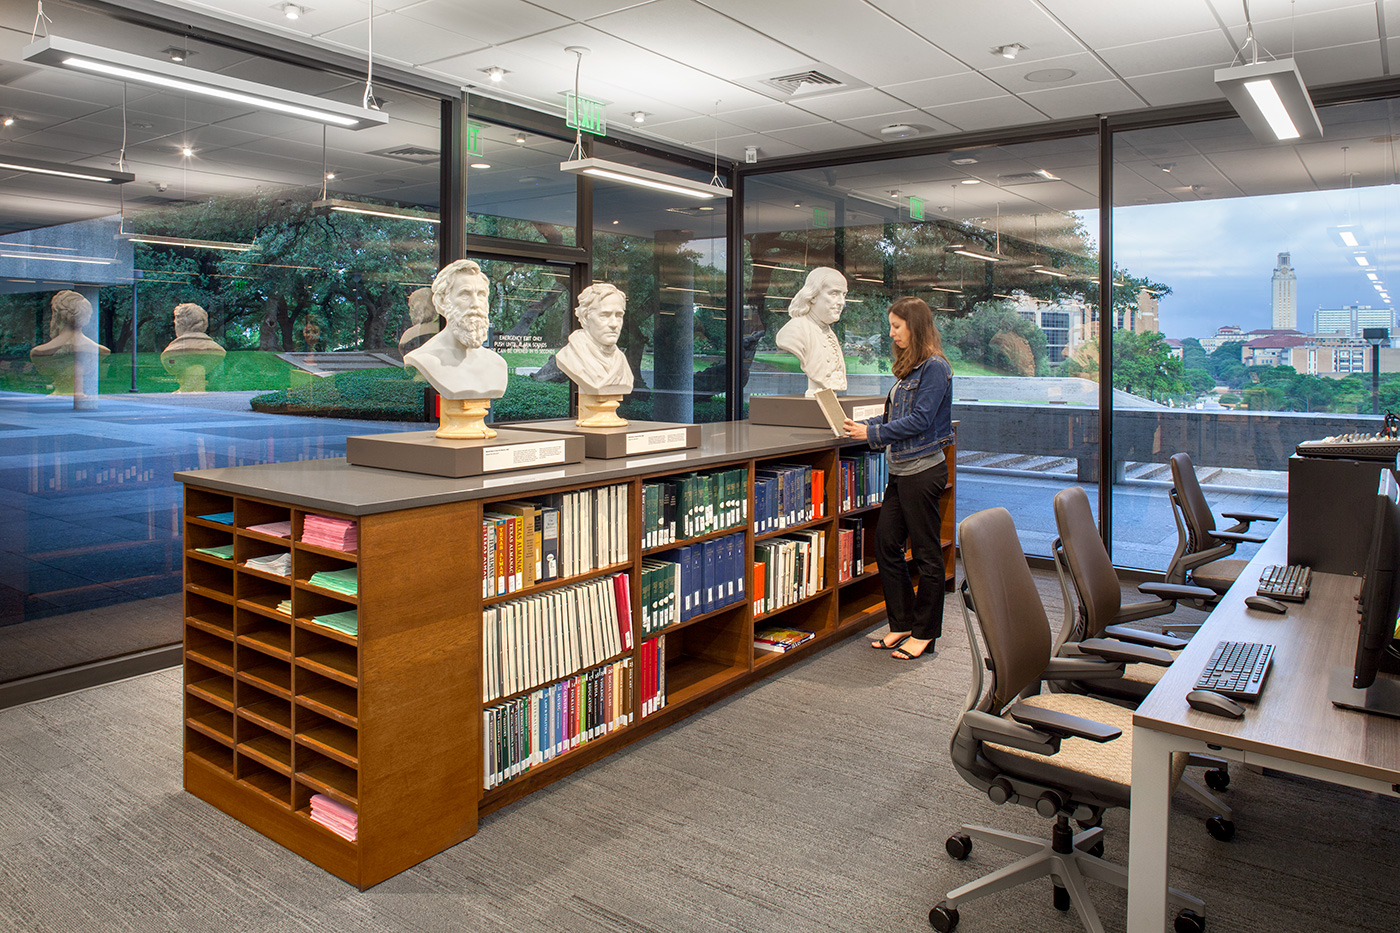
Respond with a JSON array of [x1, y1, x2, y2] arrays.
[[438, 398, 496, 439], [576, 392, 626, 428], [161, 348, 225, 393]]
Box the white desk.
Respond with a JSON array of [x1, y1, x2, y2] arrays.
[[1128, 517, 1400, 930]]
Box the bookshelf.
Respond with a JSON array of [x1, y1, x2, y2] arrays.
[[177, 420, 955, 887]]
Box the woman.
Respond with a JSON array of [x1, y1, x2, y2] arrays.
[[843, 297, 954, 660]]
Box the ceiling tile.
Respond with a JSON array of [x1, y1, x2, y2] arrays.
[[1018, 79, 1146, 119], [1043, 0, 1226, 50], [838, 108, 959, 138], [882, 71, 1010, 109], [1246, 2, 1380, 52], [764, 121, 880, 151], [589, 0, 815, 80], [699, 0, 965, 87], [924, 95, 1049, 132], [1294, 41, 1384, 86], [980, 51, 1116, 89], [1098, 31, 1238, 79], [644, 114, 745, 147], [321, 12, 492, 66], [714, 133, 810, 161], [871, 0, 1086, 62], [788, 88, 907, 122], [1123, 67, 1224, 108], [718, 103, 828, 133], [395, 0, 571, 46]]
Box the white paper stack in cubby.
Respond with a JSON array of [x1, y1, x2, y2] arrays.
[[308, 794, 357, 841], [302, 515, 357, 552]]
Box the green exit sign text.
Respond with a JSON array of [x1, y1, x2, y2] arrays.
[[566, 93, 608, 136], [465, 122, 485, 157], [909, 196, 924, 221]]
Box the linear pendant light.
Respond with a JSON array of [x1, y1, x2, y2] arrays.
[[23, 36, 387, 130], [313, 198, 440, 223], [120, 233, 257, 252], [0, 154, 134, 184], [1214, 58, 1322, 142], [560, 157, 732, 200], [944, 244, 1001, 263]]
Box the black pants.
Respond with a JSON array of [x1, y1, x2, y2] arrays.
[[874, 460, 948, 642]]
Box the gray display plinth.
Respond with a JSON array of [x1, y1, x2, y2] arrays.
[[749, 394, 885, 431], [509, 419, 701, 459], [346, 428, 584, 478]]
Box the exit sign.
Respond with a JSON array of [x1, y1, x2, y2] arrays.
[[566, 93, 608, 136], [812, 206, 829, 228], [909, 196, 924, 221], [465, 122, 485, 157]]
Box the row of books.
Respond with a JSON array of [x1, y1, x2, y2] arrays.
[[483, 657, 633, 789], [641, 467, 749, 548], [753, 463, 824, 534], [482, 484, 629, 598], [839, 451, 888, 511], [481, 572, 633, 703], [753, 529, 827, 616], [639, 532, 748, 635], [837, 516, 872, 583], [638, 635, 667, 719]]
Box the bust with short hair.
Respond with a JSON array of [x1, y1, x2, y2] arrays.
[[161, 302, 226, 392], [775, 266, 849, 396], [403, 259, 509, 438], [555, 283, 633, 395]]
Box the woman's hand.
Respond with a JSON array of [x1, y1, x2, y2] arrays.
[[843, 419, 867, 440]]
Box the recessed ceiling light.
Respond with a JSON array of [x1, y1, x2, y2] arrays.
[[632, 111, 646, 124], [1, 116, 14, 127], [992, 43, 1027, 60], [324, 171, 335, 179], [281, 3, 304, 20], [1025, 68, 1076, 83], [129, 120, 153, 129], [960, 178, 981, 185], [1158, 163, 1175, 173], [162, 47, 192, 63], [469, 161, 491, 169], [950, 156, 978, 165], [612, 219, 619, 224], [180, 146, 194, 157], [880, 123, 919, 139], [515, 133, 527, 144], [482, 66, 507, 83], [698, 205, 714, 211]]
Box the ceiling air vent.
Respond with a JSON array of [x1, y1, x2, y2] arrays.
[[369, 145, 441, 165], [739, 65, 866, 101], [998, 170, 1060, 184]]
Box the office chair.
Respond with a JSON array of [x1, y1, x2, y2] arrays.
[[1165, 451, 1278, 597], [930, 505, 1204, 933], [1051, 485, 1236, 840]]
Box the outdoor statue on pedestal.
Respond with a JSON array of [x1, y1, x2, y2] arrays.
[[160, 303, 225, 393], [398, 287, 439, 371], [554, 283, 633, 427], [29, 290, 109, 399], [775, 266, 849, 396], [403, 258, 507, 439]]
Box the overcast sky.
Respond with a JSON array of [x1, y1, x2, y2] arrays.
[[1095, 183, 1397, 341]]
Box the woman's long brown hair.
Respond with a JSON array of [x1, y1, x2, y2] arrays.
[[889, 296, 947, 380]]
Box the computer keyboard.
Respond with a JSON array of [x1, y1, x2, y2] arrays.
[[1257, 564, 1311, 602], [1195, 640, 1275, 701]]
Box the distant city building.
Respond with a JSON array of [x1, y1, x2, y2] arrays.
[[1011, 291, 1078, 363], [1243, 333, 1372, 375], [1132, 289, 1160, 333], [1199, 325, 1250, 354], [1314, 303, 1395, 338], [1164, 337, 1184, 360], [1272, 251, 1297, 329]]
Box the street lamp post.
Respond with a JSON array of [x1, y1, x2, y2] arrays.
[[1364, 327, 1389, 416]]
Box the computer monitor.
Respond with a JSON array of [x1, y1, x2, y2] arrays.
[[1331, 469, 1400, 717]]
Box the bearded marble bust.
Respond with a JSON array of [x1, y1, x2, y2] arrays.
[[403, 258, 508, 400]]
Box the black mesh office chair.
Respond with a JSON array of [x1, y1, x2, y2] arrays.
[[931, 506, 1205, 933], [1165, 452, 1278, 596], [1051, 485, 1236, 841]]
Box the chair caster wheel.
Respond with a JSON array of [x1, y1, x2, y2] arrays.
[[1053, 883, 1071, 911], [929, 903, 960, 932], [945, 832, 972, 860], [1206, 816, 1235, 841], [1174, 907, 1206, 933], [1087, 841, 1104, 858], [1204, 768, 1230, 791]]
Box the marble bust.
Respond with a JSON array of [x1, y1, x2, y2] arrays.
[[555, 283, 633, 395], [403, 259, 508, 401], [30, 290, 109, 397], [775, 266, 848, 396], [160, 303, 225, 392]]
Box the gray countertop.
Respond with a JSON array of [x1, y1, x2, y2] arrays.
[[176, 420, 867, 515]]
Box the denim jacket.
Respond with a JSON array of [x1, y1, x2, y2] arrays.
[[863, 355, 953, 463]]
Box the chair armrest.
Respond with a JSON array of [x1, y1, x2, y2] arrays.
[[1042, 656, 1126, 679], [1222, 510, 1277, 524], [964, 710, 1059, 754], [1008, 703, 1122, 743], [1138, 581, 1217, 602], [1078, 637, 1175, 666], [1212, 529, 1268, 544], [1102, 624, 1188, 651]]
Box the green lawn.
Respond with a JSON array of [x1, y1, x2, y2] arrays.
[[0, 350, 307, 394]]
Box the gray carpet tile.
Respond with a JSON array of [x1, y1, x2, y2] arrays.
[[0, 573, 1397, 932]]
